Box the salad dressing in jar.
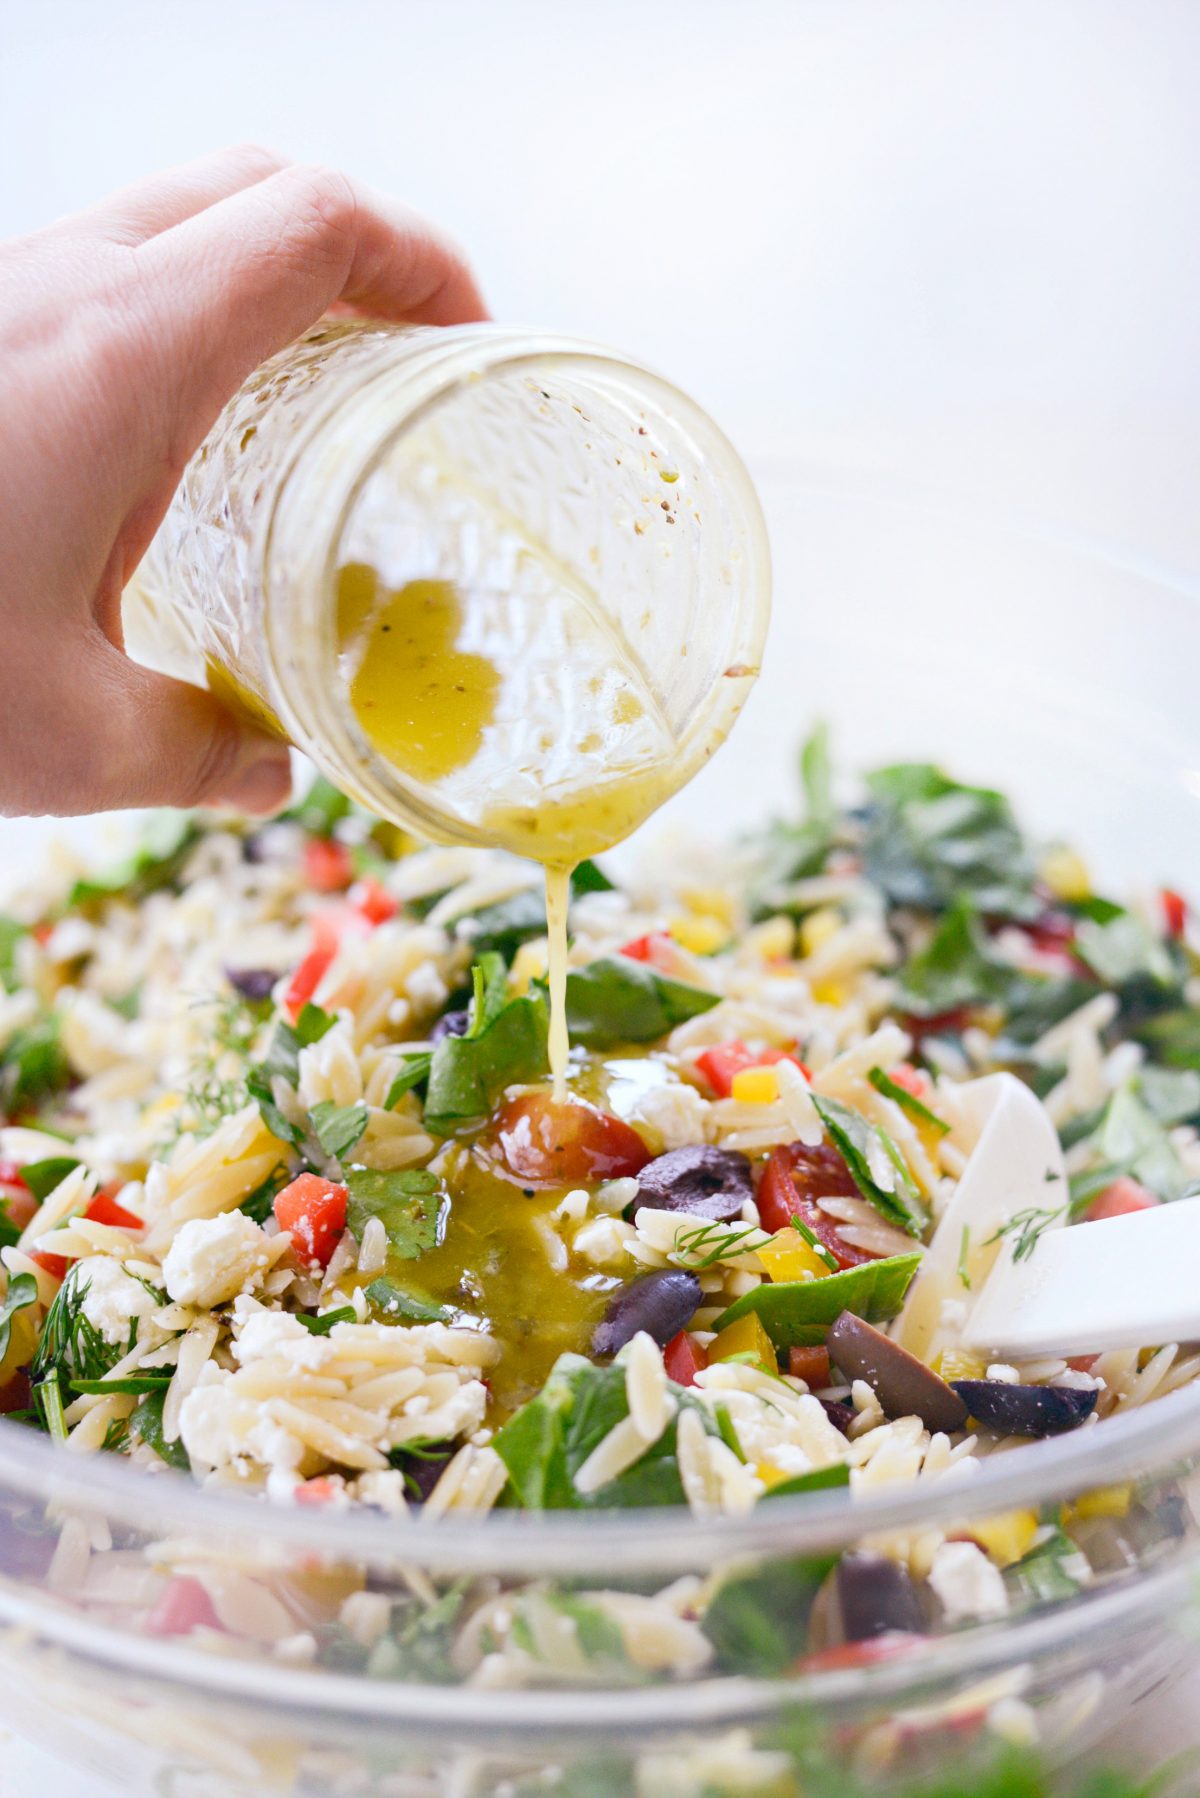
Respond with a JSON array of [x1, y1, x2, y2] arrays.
[[124, 320, 771, 1096]]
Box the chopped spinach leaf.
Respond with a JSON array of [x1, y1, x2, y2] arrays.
[[130, 1387, 190, 1471], [894, 899, 1009, 1018], [17, 1156, 82, 1202], [1136, 1005, 1200, 1070], [239, 1167, 288, 1225], [455, 861, 615, 961], [863, 764, 1038, 920], [295, 1305, 357, 1335], [423, 957, 549, 1136], [283, 773, 352, 838], [800, 722, 834, 828], [564, 957, 719, 1049], [363, 1277, 452, 1324], [1005, 1528, 1087, 1609], [1, 1013, 69, 1114], [384, 1052, 433, 1109], [345, 1167, 445, 1260], [68, 813, 200, 908], [247, 1003, 336, 1143], [714, 1252, 921, 1348], [0, 916, 26, 993], [1073, 911, 1176, 989], [1087, 1082, 1189, 1202], [703, 1552, 837, 1673], [309, 1099, 368, 1160], [0, 1273, 38, 1365], [811, 1093, 928, 1236]]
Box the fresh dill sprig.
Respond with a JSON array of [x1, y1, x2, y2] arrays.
[[790, 1215, 839, 1273], [984, 1205, 1066, 1264], [672, 1218, 765, 1270], [958, 1224, 972, 1290]]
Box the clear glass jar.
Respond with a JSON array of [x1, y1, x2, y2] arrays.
[[123, 320, 771, 850]]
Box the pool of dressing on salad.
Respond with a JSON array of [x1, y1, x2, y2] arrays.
[[337, 563, 694, 1099]]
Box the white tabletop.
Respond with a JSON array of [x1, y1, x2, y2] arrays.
[[3, 1, 1200, 1787]]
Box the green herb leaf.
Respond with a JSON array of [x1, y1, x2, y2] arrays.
[[31, 1267, 120, 1389], [283, 773, 352, 838], [345, 1168, 445, 1260], [1005, 1528, 1087, 1609], [294, 1305, 357, 1335], [1073, 910, 1176, 989], [868, 1066, 950, 1135], [1134, 1065, 1200, 1126], [247, 1004, 336, 1143], [894, 899, 1009, 1018], [0, 1272, 38, 1365], [68, 813, 200, 908], [800, 722, 834, 828], [70, 1372, 174, 1395], [713, 1252, 922, 1349], [364, 1276, 453, 1323], [18, 1156, 82, 1203], [455, 862, 615, 961], [563, 958, 719, 1049], [810, 1093, 928, 1236], [1, 1013, 69, 1114], [384, 1053, 433, 1109], [1136, 1006, 1200, 1070], [1089, 1082, 1189, 1202], [863, 764, 1038, 920], [0, 916, 27, 993], [130, 1387, 190, 1471], [238, 1168, 287, 1225], [309, 1099, 368, 1161], [761, 1462, 851, 1500], [790, 1216, 839, 1273], [422, 968, 549, 1137], [984, 1205, 1065, 1264], [703, 1553, 837, 1673]]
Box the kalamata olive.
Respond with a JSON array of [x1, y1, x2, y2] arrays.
[[949, 1379, 1098, 1437], [836, 1552, 926, 1643], [389, 1441, 455, 1504], [224, 966, 279, 1002], [632, 1144, 754, 1222], [828, 1312, 968, 1433], [820, 1398, 856, 1436], [593, 1270, 702, 1357], [430, 1009, 470, 1043]]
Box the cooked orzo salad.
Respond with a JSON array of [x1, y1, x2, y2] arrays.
[[1, 729, 1198, 1674]]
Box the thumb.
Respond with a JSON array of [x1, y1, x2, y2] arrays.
[[75, 641, 293, 816]]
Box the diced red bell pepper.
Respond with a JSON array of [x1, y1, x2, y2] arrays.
[[696, 1040, 811, 1099], [1084, 1176, 1160, 1222], [663, 1331, 708, 1387], [620, 931, 675, 965], [886, 1063, 930, 1101], [274, 1173, 348, 1267], [795, 1631, 923, 1674], [303, 836, 353, 893], [352, 876, 398, 926], [0, 1161, 29, 1191], [787, 1346, 832, 1387], [27, 1251, 68, 1282], [145, 1575, 224, 1637], [1162, 888, 1188, 939], [86, 1188, 144, 1231], [295, 1475, 341, 1507], [757, 1143, 876, 1267], [282, 911, 343, 1022]]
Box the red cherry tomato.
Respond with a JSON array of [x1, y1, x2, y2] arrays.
[[86, 1188, 144, 1231], [0, 1369, 31, 1414], [146, 1576, 224, 1637], [495, 1092, 651, 1187], [0, 1164, 37, 1234], [303, 836, 353, 893], [274, 1173, 348, 1266], [899, 1006, 971, 1041], [885, 1063, 929, 1101], [696, 1040, 810, 1098], [757, 1143, 876, 1267], [1162, 888, 1188, 939], [27, 1250, 68, 1282], [1084, 1176, 1160, 1222], [619, 931, 675, 965], [787, 1346, 832, 1387], [663, 1330, 708, 1387], [795, 1631, 923, 1674], [352, 876, 398, 926]]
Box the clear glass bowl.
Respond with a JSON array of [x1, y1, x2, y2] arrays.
[[2, 469, 1199, 1797]]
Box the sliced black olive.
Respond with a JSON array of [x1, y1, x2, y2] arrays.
[[836, 1552, 926, 1642], [631, 1144, 753, 1222], [388, 1441, 456, 1504], [950, 1379, 1098, 1438], [430, 1009, 470, 1043], [828, 1312, 968, 1434], [224, 966, 279, 1001], [820, 1398, 856, 1436], [592, 1270, 702, 1357]]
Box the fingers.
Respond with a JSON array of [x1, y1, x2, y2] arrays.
[[67, 144, 289, 246], [138, 163, 487, 418], [5, 634, 293, 818]]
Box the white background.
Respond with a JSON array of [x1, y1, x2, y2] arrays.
[[2, 1, 1200, 1788]]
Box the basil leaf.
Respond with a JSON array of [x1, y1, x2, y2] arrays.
[[283, 773, 352, 837], [811, 1093, 928, 1236], [0, 1273, 38, 1365], [456, 862, 614, 961], [1074, 911, 1176, 989], [0, 1013, 68, 1114], [703, 1553, 837, 1674], [345, 1168, 445, 1259], [713, 1252, 922, 1348], [68, 813, 200, 908], [761, 1462, 851, 1500], [309, 1099, 368, 1160], [295, 1305, 357, 1335], [384, 1053, 433, 1110], [864, 764, 1038, 920], [130, 1387, 190, 1471], [0, 916, 26, 993], [423, 987, 549, 1137], [18, 1157, 82, 1203], [363, 1277, 452, 1324], [894, 899, 1009, 1018], [564, 958, 719, 1049], [493, 1353, 721, 1511], [867, 1067, 949, 1136]]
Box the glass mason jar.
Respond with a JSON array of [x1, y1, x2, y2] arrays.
[[123, 320, 772, 852]]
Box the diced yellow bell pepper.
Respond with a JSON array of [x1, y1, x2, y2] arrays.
[[755, 1460, 794, 1490], [709, 1312, 777, 1375], [730, 1065, 780, 1105], [810, 979, 848, 1007], [679, 885, 736, 927], [1040, 846, 1091, 902], [757, 1228, 831, 1284], [749, 916, 794, 961], [935, 1349, 988, 1383], [669, 914, 730, 956], [800, 906, 842, 957], [1063, 1483, 1134, 1525], [970, 1510, 1040, 1568], [510, 940, 547, 995]]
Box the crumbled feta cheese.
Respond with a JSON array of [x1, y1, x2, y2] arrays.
[[928, 1540, 1009, 1623], [78, 1256, 160, 1345], [162, 1212, 275, 1310], [629, 1079, 711, 1152]]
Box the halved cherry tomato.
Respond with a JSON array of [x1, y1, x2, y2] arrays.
[[1084, 1176, 1160, 1222], [795, 1631, 923, 1674], [352, 876, 398, 926], [1162, 888, 1188, 939], [303, 836, 353, 893], [899, 1006, 971, 1041], [86, 1188, 143, 1231], [495, 1092, 650, 1187], [146, 1576, 224, 1637], [274, 1173, 348, 1266], [696, 1040, 811, 1099], [787, 1345, 832, 1387], [620, 931, 675, 965], [663, 1330, 708, 1387], [757, 1143, 875, 1267], [0, 1164, 37, 1234], [27, 1251, 68, 1281]]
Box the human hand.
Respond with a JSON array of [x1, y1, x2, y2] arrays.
[[0, 146, 487, 818]]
